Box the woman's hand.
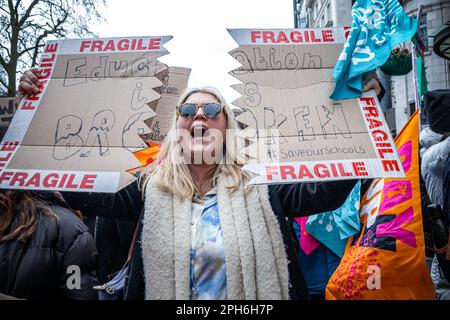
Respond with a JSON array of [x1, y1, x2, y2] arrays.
[[18, 68, 41, 95], [363, 73, 382, 95]]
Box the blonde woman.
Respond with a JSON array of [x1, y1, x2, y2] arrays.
[[19, 71, 357, 300]]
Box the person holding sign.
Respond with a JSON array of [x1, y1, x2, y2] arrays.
[[19, 71, 358, 300]]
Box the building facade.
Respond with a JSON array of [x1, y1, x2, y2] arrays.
[[295, 0, 353, 28], [295, 0, 450, 132], [295, 0, 394, 126], [392, 0, 450, 131]]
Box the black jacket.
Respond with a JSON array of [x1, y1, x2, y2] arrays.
[[438, 155, 450, 282], [444, 155, 450, 224], [84, 215, 137, 284], [0, 205, 98, 300], [65, 180, 356, 300]]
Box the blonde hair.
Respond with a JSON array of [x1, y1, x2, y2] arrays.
[[140, 86, 248, 199]]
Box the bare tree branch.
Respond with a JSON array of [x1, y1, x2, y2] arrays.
[[0, 76, 8, 89], [0, 42, 10, 57], [18, 0, 39, 27], [1, 0, 105, 95], [0, 7, 9, 15], [0, 54, 7, 69], [14, 0, 21, 13]]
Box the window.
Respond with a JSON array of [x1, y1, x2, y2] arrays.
[[308, 11, 313, 27], [409, 101, 427, 124], [418, 13, 429, 52], [299, 17, 307, 28], [383, 108, 396, 132], [410, 101, 424, 128], [326, 3, 332, 26]]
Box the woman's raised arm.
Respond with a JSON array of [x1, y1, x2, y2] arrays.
[[269, 180, 358, 218]]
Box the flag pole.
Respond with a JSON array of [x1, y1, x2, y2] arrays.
[[412, 4, 424, 132]]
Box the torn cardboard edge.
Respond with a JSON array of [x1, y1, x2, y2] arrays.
[[229, 70, 335, 91], [228, 28, 404, 183], [227, 28, 349, 72], [143, 66, 191, 145], [0, 36, 173, 193]]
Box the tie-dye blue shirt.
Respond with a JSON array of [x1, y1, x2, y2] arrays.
[[190, 188, 227, 299]]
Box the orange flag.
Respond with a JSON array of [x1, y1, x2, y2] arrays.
[[325, 111, 435, 300], [133, 144, 161, 166], [128, 144, 161, 174]]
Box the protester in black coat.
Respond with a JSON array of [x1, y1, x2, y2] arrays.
[[62, 85, 358, 300], [0, 190, 98, 300], [444, 155, 450, 227], [17, 68, 379, 301], [64, 177, 356, 300], [84, 215, 137, 284]]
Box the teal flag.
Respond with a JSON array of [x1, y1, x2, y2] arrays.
[[330, 0, 418, 100], [305, 181, 361, 257], [417, 55, 428, 99]]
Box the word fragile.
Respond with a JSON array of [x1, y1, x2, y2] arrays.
[[360, 97, 400, 173], [0, 171, 97, 189], [251, 30, 335, 44], [20, 43, 58, 111], [79, 38, 161, 53], [265, 161, 369, 181]]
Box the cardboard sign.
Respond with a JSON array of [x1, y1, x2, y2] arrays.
[[0, 96, 19, 141], [0, 97, 19, 128], [228, 28, 404, 184], [141, 66, 191, 144], [0, 36, 172, 192]]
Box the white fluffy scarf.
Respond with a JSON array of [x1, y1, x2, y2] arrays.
[[141, 174, 290, 300]]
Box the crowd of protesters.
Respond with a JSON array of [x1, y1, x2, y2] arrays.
[[419, 90, 450, 300], [0, 69, 448, 300]]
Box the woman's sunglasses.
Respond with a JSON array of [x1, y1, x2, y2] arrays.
[[176, 102, 224, 119]]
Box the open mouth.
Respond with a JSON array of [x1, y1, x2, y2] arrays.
[[190, 124, 210, 139]]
